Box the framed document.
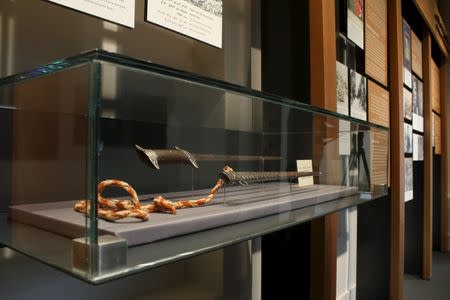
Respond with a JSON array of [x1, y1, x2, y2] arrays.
[[146, 0, 223, 48], [349, 70, 367, 121], [337, 61, 349, 116], [48, 0, 135, 28], [413, 134, 423, 161], [404, 157, 413, 202], [404, 87, 412, 121], [404, 123, 413, 154], [411, 31, 423, 78], [368, 80, 389, 128], [412, 76, 424, 132], [403, 20, 412, 88], [431, 60, 440, 113], [433, 113, 441, 154], [347, 0, 364, 49], [365, 0, 388, 86]]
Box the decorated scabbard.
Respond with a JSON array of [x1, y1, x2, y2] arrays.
[[135, 145, 282, 170], [219, 169, 321, 185]]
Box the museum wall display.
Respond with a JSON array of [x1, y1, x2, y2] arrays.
[[0, 1, 447, 300]]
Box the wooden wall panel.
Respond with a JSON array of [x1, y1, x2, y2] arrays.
[[388, 0, 405, 298], [431, 59, 441, 113], [310, 0, 337, 110], [422, 31, 433, 280], [365, 0, 388, 86], [412, 31, 423, 78], [368, 80, 390, 127], [309, 1, 337, 300]]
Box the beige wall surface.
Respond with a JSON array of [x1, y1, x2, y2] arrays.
[[0, 0, 254, 87]]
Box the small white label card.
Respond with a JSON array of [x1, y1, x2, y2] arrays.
[[48, 0, 135, 28], [146, 0, 223, 48], [297, 159, 314, 187]]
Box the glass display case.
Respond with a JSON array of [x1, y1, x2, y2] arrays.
[[0, 50, 388, 283]]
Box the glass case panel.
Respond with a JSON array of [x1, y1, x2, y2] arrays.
[[0, 50, 388, 283]]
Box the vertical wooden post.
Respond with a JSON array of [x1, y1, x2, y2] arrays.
[[422, 31, 433, 280], [388, 0, 404, 298], [309, 0, 337, 110], [439, 62, 448, 252], [309, 0, 337, 300]]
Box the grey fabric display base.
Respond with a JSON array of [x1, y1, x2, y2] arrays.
[[10, 183, 357, 247]]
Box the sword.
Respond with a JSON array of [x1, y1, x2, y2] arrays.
[[219, 166, 321, 185], [135, 145, 282, 170]]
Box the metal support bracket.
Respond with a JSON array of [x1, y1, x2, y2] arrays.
[[72, 235, 127, 275]]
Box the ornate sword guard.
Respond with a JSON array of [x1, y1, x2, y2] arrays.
[[135, 145, 198, 170]]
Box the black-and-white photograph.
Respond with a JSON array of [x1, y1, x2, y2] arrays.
[[403, 19, 412, 88], [413, 76, 424, 132], [337, 61, 349, 115], [405, 157, 413, 201], [350, 69, 367, 121], [404, 123, 413, 154], [413, 134, 424, 161], [404, 88, 412, 121]]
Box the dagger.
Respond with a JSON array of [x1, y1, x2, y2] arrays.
[[135, 145, 282, 170]]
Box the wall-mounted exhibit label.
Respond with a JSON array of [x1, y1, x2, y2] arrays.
[[147, 0, 223, 48], [48, 0, 135, 27]]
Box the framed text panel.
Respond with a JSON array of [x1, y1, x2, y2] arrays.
[[368, 80, 390, 127], [431, 60, 440, 113], [365, 0, 388, 86], [411, 31, 423, 78]]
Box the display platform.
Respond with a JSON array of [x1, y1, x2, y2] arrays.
[[10, 184, 356, 246]]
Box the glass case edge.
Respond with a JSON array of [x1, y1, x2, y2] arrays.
[[86, 61, 101, 278]]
